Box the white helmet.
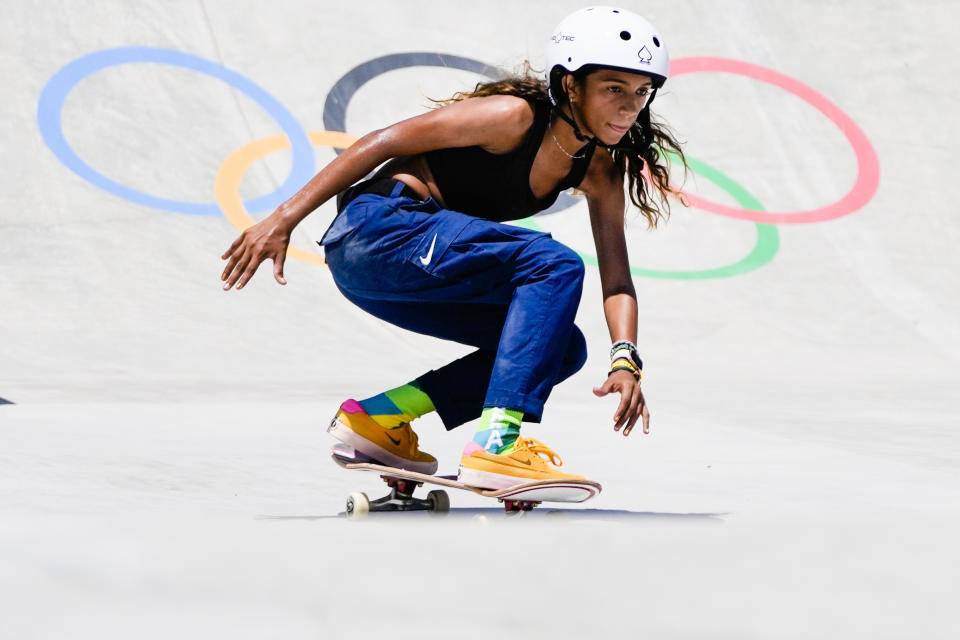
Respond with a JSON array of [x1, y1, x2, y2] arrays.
[[547, 6, 669, 105]]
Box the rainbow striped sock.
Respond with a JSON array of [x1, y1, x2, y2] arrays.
[[358, 381, 435, 429], [471, 407, 522, 455]]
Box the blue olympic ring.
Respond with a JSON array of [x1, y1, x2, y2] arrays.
[[321, 52, 579, 215], [37, 47, 314, 216]]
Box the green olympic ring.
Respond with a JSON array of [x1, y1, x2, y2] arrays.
[[517, 155, 779, 280]]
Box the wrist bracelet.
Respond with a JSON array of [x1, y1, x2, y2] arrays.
[[609, 340, 643, 371], [608, 366, 642, 381]]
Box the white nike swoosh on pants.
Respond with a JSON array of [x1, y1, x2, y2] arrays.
[[419, 233, 438, 265]]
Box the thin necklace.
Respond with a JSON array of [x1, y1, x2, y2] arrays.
[[550, 128, 587, 159]]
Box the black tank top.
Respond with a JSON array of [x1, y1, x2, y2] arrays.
[[424, 99, 595, 222]]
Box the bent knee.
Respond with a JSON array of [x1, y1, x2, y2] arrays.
[[533, 238, 585, 281], [556, 243, 585, 281], [563, 326, 588, 375]]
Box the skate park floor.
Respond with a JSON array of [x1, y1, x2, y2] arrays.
[[2, 1, 958, 638]]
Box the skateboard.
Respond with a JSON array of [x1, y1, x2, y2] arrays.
[[331, 443, 602, 518]]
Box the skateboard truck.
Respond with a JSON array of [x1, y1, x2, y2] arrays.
[[500, 498, 540, 513], [344, 473, 451, 518]]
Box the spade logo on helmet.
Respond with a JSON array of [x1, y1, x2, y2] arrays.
[[637, 46, 653, 64]]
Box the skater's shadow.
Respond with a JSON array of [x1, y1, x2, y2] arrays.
[[259, 508, 727, 523]]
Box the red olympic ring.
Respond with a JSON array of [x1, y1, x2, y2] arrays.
[[670, 57, 880, 224]]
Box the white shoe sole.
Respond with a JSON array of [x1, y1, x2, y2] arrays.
[[457, 465, 539, 491], [328, 416, 438, 475]]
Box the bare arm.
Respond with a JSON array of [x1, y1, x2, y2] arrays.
[[591, 210, 638, 346], [581, 156, 649, 436], [220, 96, 534, 290]]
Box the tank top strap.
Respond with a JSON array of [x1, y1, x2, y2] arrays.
[[560, 140, 596, 191], [519, 100, 552, 164]]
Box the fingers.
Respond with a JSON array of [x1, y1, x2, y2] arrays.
[[221, 231, 250, 288], [233, 256, 261, 290], [619, 384, 642, 435], [603, 375, 630, 432], [622, 385, 641, 435], [623, 386, 647, 436], [220, 227, 289, 290], [601, 373, 650, 437], [221, 235, 243, 260], [602, 373, 633, 433], [222, 246, 262, 291], [623, 390, 650, 436], [273, 250, 287, 285], [613, 389, 630, 433], [221, 247, 245, 286], [221, 249, 249, 290]]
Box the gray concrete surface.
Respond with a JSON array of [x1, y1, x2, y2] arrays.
[[2, 1, 958, 638]]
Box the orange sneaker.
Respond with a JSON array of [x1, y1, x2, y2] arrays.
[[458, 436, 584, 490], [328, 400, 438, 474]]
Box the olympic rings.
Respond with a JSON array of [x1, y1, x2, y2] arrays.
[[670, 57, 880, 224], [520, 155, 780, 279], [37, 47, 880, 279], [37, 46, 315, 216], [214, 130, 358, 265]]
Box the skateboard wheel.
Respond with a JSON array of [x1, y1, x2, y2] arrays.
[[427, 490, 450, 515], [345, 492, 370, 519]]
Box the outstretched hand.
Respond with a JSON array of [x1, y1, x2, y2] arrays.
[[220, 215, 292, 290], [593, 370, 649, 436]]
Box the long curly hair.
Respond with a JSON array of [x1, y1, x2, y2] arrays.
[[434, 65, 688, 228]]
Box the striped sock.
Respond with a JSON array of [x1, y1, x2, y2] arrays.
[[358, 381, 435, 429], [471, 407, 523, 455]]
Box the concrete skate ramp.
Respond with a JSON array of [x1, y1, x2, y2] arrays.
[[2, 1, 957, 638]]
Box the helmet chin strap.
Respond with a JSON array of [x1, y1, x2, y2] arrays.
[[554, 91, 594, 144]]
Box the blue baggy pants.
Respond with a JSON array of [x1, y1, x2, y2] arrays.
[[320, 180, 588, 430]]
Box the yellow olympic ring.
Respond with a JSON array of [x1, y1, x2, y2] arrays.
[[214, 130, 359, 265]]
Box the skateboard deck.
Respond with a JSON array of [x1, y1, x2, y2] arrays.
[[331, 443, 601, 517]]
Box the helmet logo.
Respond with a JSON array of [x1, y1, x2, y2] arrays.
[[637, 46, 652, 65], [551, 31, 575, 43]]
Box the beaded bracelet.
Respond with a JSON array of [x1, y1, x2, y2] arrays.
[[608, 356, 643, 381], [609, 340, 643, 371], [608, 365, 643, 381]]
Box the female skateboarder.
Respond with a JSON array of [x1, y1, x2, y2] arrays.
[[221, 6, 686, 489]]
